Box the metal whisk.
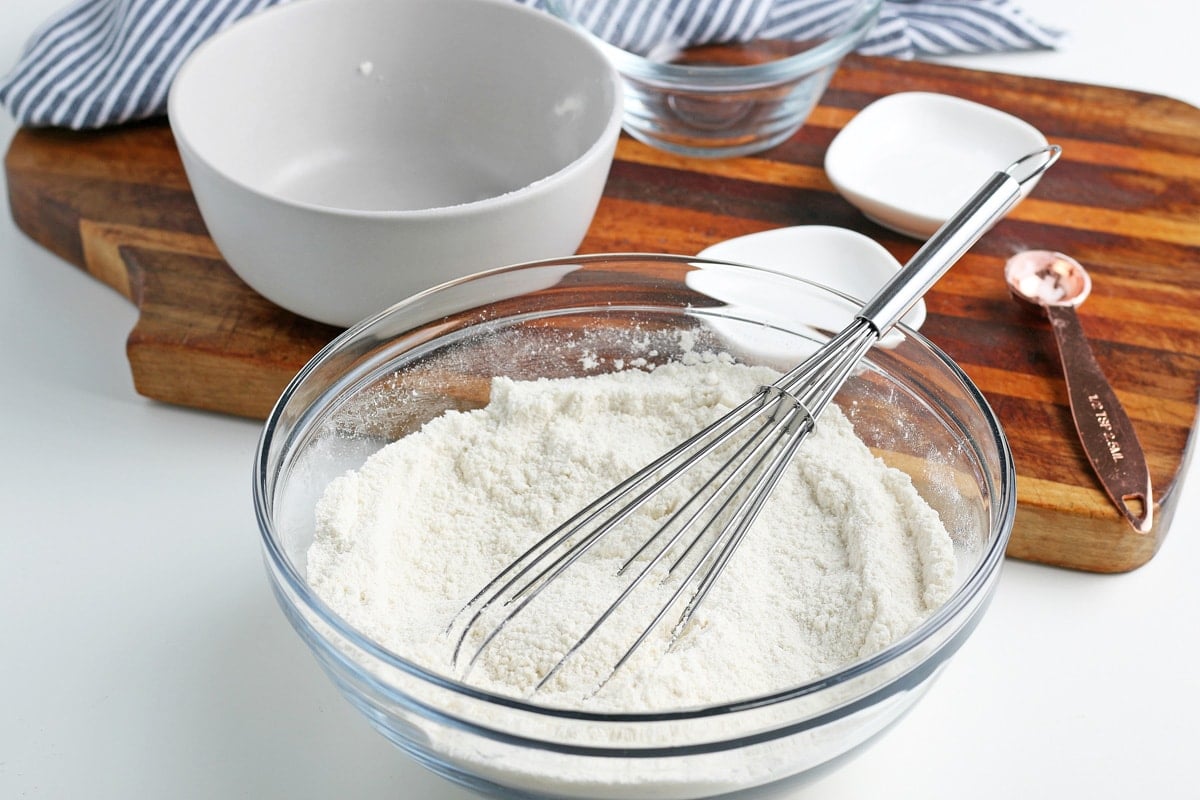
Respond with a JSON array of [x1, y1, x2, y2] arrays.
[[449, 146, 1061, 695]]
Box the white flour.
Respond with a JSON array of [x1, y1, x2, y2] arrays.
[[307, 355, 957, 711]]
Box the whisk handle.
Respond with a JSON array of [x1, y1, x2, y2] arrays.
[[857, 145, 1062, 335]]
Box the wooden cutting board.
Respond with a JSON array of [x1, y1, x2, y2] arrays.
[[6, 55, 1199, 574]]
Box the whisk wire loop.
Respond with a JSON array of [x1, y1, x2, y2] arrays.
[[539, 382, 824, 694], [544, 324, 882, 693], [448, 385, 769, 669], [454, 320, 882, 691]]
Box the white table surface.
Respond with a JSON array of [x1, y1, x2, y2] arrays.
[[2, 1, 1197, 798]]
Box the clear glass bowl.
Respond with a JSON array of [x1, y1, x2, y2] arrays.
[[254, 254, 1015, 799], [543, 0, 883, 158]]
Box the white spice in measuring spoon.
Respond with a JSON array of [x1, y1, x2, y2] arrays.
[[307, 356, 957, 711]]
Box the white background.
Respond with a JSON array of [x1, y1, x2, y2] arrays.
[[2, 1, 1197, 798]]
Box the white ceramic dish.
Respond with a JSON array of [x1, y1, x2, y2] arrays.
[[696, 225, 924, 342], [169, 0, 623, 327], [697, 225, 923, 329], [824, 92, 1048, 238]]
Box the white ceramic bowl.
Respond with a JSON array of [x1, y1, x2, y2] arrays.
[[825, 92, 1048, 238], [169, 0, 624, 326]]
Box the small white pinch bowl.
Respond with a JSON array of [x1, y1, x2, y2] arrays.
[[695, 225, 922, 356], [824, 92, 1048, 238], [169, 0, 624, 327], [698, 225, 924, 330]]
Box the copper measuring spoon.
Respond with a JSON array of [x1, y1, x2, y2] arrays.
[[1004, 250, 1153, 533]]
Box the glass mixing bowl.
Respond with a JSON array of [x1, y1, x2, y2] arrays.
[[254, 254, 1015, 799], [543, 0, 883, 158]]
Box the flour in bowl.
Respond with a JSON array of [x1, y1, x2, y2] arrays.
[[307, 355, 957, 711]]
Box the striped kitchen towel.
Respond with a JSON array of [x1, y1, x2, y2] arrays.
[[0, 0, 1063, 130]]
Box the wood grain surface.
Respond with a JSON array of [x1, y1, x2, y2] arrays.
[[6, 55, 1199, 573]]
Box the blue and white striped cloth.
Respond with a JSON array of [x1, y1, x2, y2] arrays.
[[0, 0, 1063, 130]]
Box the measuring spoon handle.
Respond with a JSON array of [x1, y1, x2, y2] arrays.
[[1045, 304, 1154, 532]]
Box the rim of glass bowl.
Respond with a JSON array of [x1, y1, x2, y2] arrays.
[[253, 253, 1015, 727], [542, 0, 883, 90]]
